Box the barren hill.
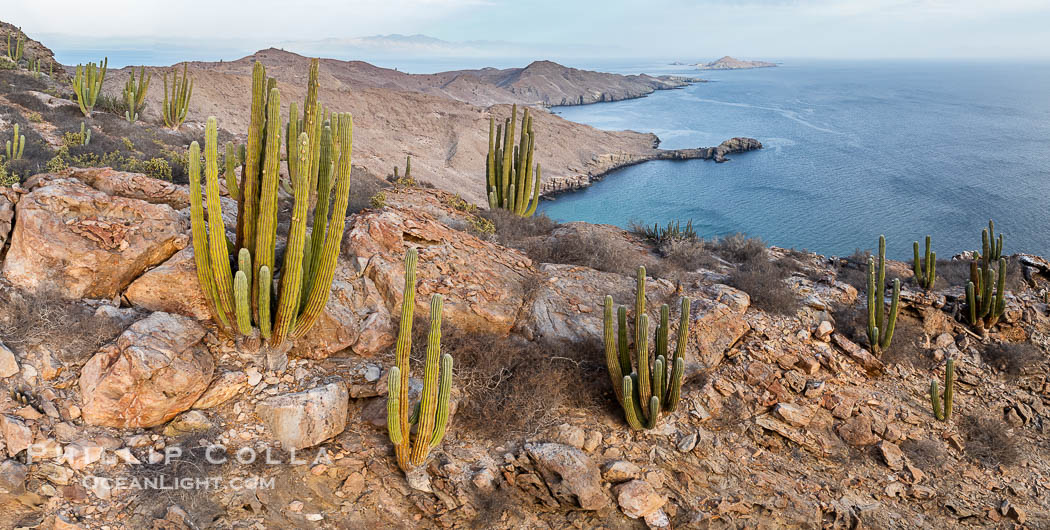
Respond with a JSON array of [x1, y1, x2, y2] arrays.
[[96, 49, 706, 205]]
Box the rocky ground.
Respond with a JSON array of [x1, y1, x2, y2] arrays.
[[0, 167, 1049, 529]]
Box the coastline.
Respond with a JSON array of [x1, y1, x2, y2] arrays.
[[537, 75, 705, 108], [539, 137, 762, 198]]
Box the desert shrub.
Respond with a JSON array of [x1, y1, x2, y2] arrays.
[[94, 92, 127, 117], [980, 342, 1042, 379], [445, 193, 477, 213], [659, 238, 720, 272], [466, 214, 495, 237], [877, 315, 933, 369], [0, 289, 128, 364], [479, 208, 558, 246], [961, 415, 1020, 467], [713, 233, 767, 264], [900, 438, 945, 470], [526, 230, 638, 276], [0, 160, 14, 186], [347, 167, 388, 215], [125, 431, 226, 528], [369, 191, 386, 209], [409, 324, 605, 441], [726, 258, 799, 315]]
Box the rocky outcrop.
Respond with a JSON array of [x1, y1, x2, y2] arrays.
[[2, 175, 186, 299], [79, 312, 212, 428], [522, 442, 609, 510], [541, 137, 763, 196]]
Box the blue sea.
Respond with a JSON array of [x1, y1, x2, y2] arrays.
[[539, 60, 1050, 260]]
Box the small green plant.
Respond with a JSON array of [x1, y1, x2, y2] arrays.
[[123, 66, 152, 123], [979, 219, 1003, 263], [5, 124, 24, 161], [6, 33, 23, 63], [387, 248, 453, 472], [446, 194, 476, 213], [129, 157, 172, 181], [162, 64, 193, 129], [485, 104, 542, 217], [604, 266, 689, 430], [930, 358, 955, 421], [467, 214, 495, 236], [26, 111, 43, 123], [913, 235, 935, 290], [72, 58, 108, 117], [45, 153, 67, 173], [0, 159, 15, 186], [867, 235, 900, 354], [122, 137, 134, 151], [369, 190, 387, 209]]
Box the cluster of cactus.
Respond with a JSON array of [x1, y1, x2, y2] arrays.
[[72, 58, 107, 117], [912, 235, 936, 290], [638, 219, 698, 245], [189, 59, 354, 347], [394, 155, 412, 181], [386, 248, 454, 471], [965, 220, 1007, 334], [929, 358, 955, 421], [5, 124, 24, 161], [6, 33, 23, 63], [123, 66, 151, 123], [28, 57, 41, 78], [867, 235, 900, 354], [163, 64, 193, 129], [604, 266, 690, 430], [485, 104, 541, 217]]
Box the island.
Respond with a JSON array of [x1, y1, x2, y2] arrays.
[[696, 56, 776, 70]]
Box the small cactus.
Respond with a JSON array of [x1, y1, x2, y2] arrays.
[[5, 124, 24, 161], [386, 248, 454, 471], [867, 235, 900, 354], [930, 358, 955, 421], [912, 235, 935, 291], [163, 63, 193, 129], [603, 266, 689, 430], [123, 66, 152, 123], [72, 59, 108, 117], [6, 33, 23, 63], [78, 122, 91, 146]]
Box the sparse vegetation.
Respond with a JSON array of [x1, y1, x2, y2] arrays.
[[961, 415, 1020, 467], [726, 257, 800, 315], [369, 190, 387, 208], [0, 289, 128, 365]]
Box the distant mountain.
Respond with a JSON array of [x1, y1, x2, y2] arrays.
[[696, 56, 776, 70], [279, 34, 611, 61]]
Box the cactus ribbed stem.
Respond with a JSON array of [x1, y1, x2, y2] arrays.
[[188, 140, 230, 330], [203, 118, 235, 323], [240, 63, 267, 253], [254, 87, 282, 319], [867, 236, 899, 354], [224, 142, 240, 201], [234, 271, 252, 335], [392, 248, 417, 471], [386, 367, 404, 445], [271, 133, 310, 346], [411, 295, 444, 466]]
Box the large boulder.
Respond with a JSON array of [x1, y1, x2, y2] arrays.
[[124, 246, 212, 320], [3, 175, 186, 299], [79, 312, 212, 428], [58, 167, 191, 210], [255, 381, 348, 450], [345, 204, 533, 337]]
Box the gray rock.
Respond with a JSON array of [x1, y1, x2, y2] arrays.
[[256, 381, 348, 450], [525, 442, 609, 510]]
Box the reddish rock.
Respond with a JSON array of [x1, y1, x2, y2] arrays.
[[79, 312, 212, 428]]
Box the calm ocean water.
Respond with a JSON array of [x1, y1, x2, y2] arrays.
[[540, 60, 1050, 259]]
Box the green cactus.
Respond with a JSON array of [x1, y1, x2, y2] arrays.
[[188, 60, 354, 347], [78, 122, 91, 146], [867, 235, 900, 354], [485, 104, 542, 217], [5, 124, 24, 161], [7, 33, 23, 63], [71, 58, 107, 117], [162, 63, 193, 129], [123, 66, 152, 123], [28, 57, 41, 78], [223, 142, 240, 201], [929, 358, 955, 421], [404, 155, 412, 180], [603, 266, 689, 430], [966, 257, 1007, 334], [387, 248, 454, 471], [980, 219, 1004, 265], [912, 235, 936, 291]]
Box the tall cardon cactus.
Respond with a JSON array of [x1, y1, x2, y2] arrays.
[[485, 104, 542, 217], [387, 248, 454, 471], [929, 358, 955, 421], [123, 66, 151, 123], [966, 257, 1006, 334], [72, 59, 107, 117], [604, 266, 689, 430], [163, 63, 193, 129], [6, 33, 23, 62], [189, 60, 354, 347], [867, 235, 900, 354], [912, 235, 935, 290]]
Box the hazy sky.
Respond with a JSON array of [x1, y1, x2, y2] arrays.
[[6, 0, 1050, 60]]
